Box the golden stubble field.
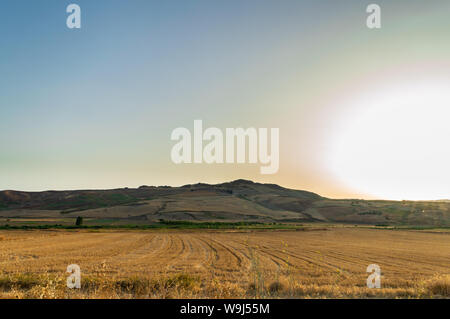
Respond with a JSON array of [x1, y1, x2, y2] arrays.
[[0, 227, 449, 299]]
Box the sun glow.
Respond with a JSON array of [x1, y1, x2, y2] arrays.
[[329, 80, 450, 200]]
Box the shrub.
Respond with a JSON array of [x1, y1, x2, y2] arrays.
[[268, 281, 285, 294]]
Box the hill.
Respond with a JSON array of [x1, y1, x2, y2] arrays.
[[0, 180, 449, 227]]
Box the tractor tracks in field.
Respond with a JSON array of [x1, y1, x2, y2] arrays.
[[193, 234, 247, 273]]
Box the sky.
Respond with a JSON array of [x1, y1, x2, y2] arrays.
[[1, 0, 449, 200]]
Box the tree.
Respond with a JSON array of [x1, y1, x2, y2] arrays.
[[75, 216, 83, 226]]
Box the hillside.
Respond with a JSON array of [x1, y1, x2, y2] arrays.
[[0, 180, 449, 227]]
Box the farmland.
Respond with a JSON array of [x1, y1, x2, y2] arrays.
[[0, 227, 448, 298]]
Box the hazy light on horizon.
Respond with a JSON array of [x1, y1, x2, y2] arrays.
[[328, 77, 450, 200]]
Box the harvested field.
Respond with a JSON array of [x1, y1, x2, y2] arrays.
[[0, 228, 448, 298]]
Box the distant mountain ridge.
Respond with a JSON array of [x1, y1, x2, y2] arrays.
[[0, 179, 321, 209], [0, 180, 449, 227]]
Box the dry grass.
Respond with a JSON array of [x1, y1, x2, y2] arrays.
[[423, 275, 450, 297], [0, 228, 448, 299]]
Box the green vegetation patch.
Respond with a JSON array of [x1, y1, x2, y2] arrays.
[[358, 211, 382, 216], [0, 220, 304, 231]]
